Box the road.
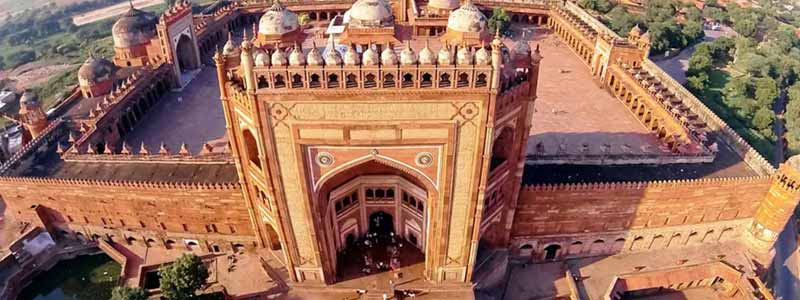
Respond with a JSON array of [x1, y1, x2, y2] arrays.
[[654, 25, 737, 84], [773, 218, 800, 300], [71, 0, 163, 26]]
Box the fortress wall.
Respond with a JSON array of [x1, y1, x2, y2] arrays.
[[0, 178, 256, 248], [512, 177, 772, 237]]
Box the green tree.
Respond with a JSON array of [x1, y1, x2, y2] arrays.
[[579, 0, 614, 13], [159, 254, 209, 300], [734, 17, 758, 37], [724, 76, 751, 98], [111, 286, 148, 300], [647, 22, 681, 54], [786, 83, 800, 147], [736, 52, 771, 77], [688, 43, 713, 76], [681, 21, 705, 44], [487, 7, 511, 36], [752, 107, 775, 134], [686, 73, 710, 94], [709, 37, 735, 63], [645, 0, 677, 24], [298, 13, 310, 26], [703, 7, 728, 23], [606, 6, 641, 36], [164, 0, 177, 6], [754, 77, 778, 106]]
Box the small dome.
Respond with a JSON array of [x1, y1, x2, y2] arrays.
[[362, 46, 379, 66], [289, 46, 305, 66], [418, 42, 435, 65], [344, 44, 360, 65], [428, 0, 460, 10], [255, 51, 270, 66], [438, 45, 453, 65], [345, 0, 394, 28], [20, 91, 39, 106], [259, 0, 299, 36], [447, 0, 486, 33], [381, 45, 397, 65], [307, 46, 324, 66], [272, 47, 288, 66], [78, 55, 116, 83], [222, 33, 239, 56], [457, 46, 473, 65], [400, 42, 417, 65], [512, 40, 530, 56], [475, 46, 490, 65], [324, 42, 343, 66], [112, 7, 157, 48]]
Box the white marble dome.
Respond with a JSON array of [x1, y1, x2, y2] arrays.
[[259, 0, 299, 36], [381, 46, 397, 65], [345, 0, 394, 28], [289, 46, 305, 66], [255, 51, 270, 66], [438, 45, 453, 65], [271, 48, 288, 66], [418, 43, 435, 65], [428, 0, 460, 10], [447, 0, 487, 33], [475, 46, 490, 65], [400, 43, 417, 65], [307, 46, 324, 66], [344, 45, 361, 65], [456, 46, 473, 65], [362, 46, 379, 66]]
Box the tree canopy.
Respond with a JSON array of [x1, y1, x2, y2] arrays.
[[111, 286, 148, 300], [158, 254, 210, 300], [487, 7, 511, 36]]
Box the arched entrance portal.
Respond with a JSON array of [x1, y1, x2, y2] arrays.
[[369, 211, 394, 236], [175, 34, 199, 74], [317, 159, 434, 283]]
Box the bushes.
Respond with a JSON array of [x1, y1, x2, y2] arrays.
[[4, 50, 36, 68]]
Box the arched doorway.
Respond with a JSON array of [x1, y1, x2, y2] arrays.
[[368, 211, 394, 236], [175, 34, 199, 74], [265, 224, 282, 250], [543, 244, 561, 261], [317, 159, 433, 282]]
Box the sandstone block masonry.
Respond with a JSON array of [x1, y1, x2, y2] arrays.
[[1, 178, 256, 252]]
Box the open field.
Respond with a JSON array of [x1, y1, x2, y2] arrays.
[[72, 0, 163, 26]]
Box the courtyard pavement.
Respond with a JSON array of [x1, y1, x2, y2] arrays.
[[123, 66, 228, 154], [523, 29, 662, 158]]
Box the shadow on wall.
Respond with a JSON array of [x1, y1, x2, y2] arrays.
[[524, 130, 755, 184]]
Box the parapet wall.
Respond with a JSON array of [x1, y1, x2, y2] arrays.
[[641, 59, 776, 176], [513, 177, 772, 237], [0, 176, 254, 245]]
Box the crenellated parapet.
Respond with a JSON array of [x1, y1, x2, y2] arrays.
[[0, 175, 241, 190], [0, 118, 65, 176], [523, 176, 772, 192], [159, 0, 193, 27], [60, 141, 232, 163]]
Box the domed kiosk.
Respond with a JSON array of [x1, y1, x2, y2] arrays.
[[78, 55, 117, 98], [256, 0, 304, 47], [112, 5, 157, 67], [339, 0, 399, 45], [440, 0, 491, 46]]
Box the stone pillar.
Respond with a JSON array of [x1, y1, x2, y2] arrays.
[[490, 33, 503, 90], [743, 156, 800, 264], [240, 31, 256, 93]]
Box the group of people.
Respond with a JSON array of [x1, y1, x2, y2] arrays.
[[360, 231, 404, 275]]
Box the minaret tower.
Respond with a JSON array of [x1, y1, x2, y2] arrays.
[[18, 91, 48, 142], [744, 155, 800, 265]]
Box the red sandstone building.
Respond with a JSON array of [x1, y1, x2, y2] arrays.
[[0, 0, 793, 299]]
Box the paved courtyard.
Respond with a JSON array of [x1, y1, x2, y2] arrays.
[[124, 66, 227, 154], [526, 30, 661, 158]]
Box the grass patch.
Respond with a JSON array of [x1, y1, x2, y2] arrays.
[[17, 253, 121, 300]]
